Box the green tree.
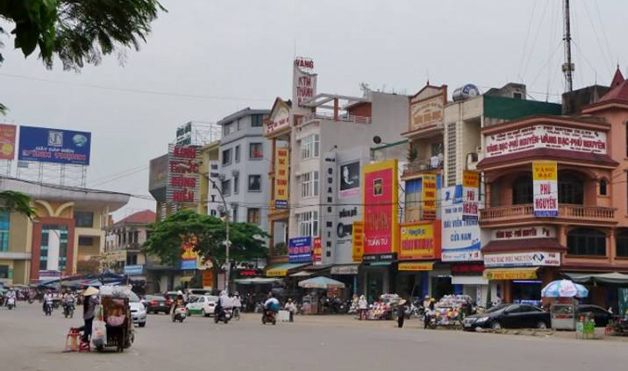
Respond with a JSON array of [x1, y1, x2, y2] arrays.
[[0, 191, 37, 219], [0, 0, 165, 113], [144, 209, 269, 289]]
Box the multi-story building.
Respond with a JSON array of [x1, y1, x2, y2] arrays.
[[217, 108, 271, 230], [0, 177, 129, 285], [478, 70, 628, 310]]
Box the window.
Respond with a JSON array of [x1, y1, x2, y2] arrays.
[[558, 173, 584, 204], [600, 178, 608, 196], [74, 211, 94, 228], [223, 123, 235, 137], [222, 149, 232, 166], [235, 145, 241, 163], [297, 211, 319, 237], [248, 175, 261, 192], [0, 265, 9, 279], [234, 175, 239, 194], [300, 171, 319, 198], [251, 114, 264, 127], [78, 236, 94, 246], [567, 228, 606, 256], [249, 143, 263, 159], [617, 230, 628, 257], [221, 180, 231, 197], [232, 206, 238, 223], [247, 208, 261, 225], [513, 92, 523, 99], [0, 211, 9, 252], [301, 134, 320, 160], [126, 254, 138, 265], [512, 175, 533, 204], [237, 119, 243, 131]]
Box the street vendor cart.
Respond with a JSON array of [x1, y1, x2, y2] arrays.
[[94, 286, 134, 352]]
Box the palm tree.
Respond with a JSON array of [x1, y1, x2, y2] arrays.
[[0, 191, 37, 219]]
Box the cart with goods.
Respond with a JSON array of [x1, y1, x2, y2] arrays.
[[541, 279, 589, 331], [432, 295, 471, 328], [93, 286, 134, 352]]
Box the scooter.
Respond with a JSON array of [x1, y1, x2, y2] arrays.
[[6, 297, 15, 310], [172, 307, 187, 323], [214, 307, 232, 324], [261, 309, 277, 325], [63, 299, 75, 318]]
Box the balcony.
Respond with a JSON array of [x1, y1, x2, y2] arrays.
[[298, 112, 371, 125], [402, 158, 443, 178], [480, 204, 616, 225]]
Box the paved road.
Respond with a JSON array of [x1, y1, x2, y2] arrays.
[[1, 303, 626, 370]]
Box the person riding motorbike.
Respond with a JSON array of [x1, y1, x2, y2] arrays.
[[263, 293, 280, 322], [5, 289, 16, 308], [170, 291, 186, 319], [43, 291, 54, 315], [424, 298, 436, 329], [62, 292, 76, 317]]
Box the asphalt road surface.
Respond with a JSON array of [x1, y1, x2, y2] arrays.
[[1, 303, 626, 371]]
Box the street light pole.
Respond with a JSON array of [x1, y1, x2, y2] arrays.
[[204, 175, 231, 292]]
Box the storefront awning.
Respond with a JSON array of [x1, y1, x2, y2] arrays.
[[265, 263, 310, 277], [564, 272, 628, 284], [483, 267, 538, 280], [235, 278, 281, 285]]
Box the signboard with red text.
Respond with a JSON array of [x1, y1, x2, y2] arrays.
[[167, 145, 200, 204], [362, 160, 398, 258], [293, 57, 317, 107], [533, 161, 558, 217]]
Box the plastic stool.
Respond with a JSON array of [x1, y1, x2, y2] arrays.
[[78, 340, 91, 353], [64, 328, 81, 352]]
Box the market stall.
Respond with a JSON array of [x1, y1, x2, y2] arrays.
[[430, 295, 472, 328], [542, 279, 588, 331]]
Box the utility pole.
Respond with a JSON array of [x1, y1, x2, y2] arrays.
[[562, 0, 575, 92], [204, 175, 231, 293]]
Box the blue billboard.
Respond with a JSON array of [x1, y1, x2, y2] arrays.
[[288, 237, 312, 263], [18, 126, 91, 165]]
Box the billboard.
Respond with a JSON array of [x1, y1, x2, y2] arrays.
[[462, 171, 480, 222], [167, 145, 201, 204], [293, 58, 317, 107], [181, 241, 198, 270], [274, 147, 289, 209], [399, 221, 441, 261], [422, 173, 437, 220], [18, 126, 91, 165], [288, 237, 312, 263], [352, 221, 365, 262], [533, 161, 558, 217], [363, 160, 398, 258], [0, 124, 17, 160], [339, 161, 360, 198], [441, 185, 481, 262], [312, 236, 322, 265]]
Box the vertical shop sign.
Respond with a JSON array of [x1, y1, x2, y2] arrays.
[[363, 160, 398, 257], [274, 147, 289, 209], [312, 237, 322, 265], [167, 145, 200, 204], [0, 124, 17, 160], [462, 171, 479, 221], [202, 270, 214, 289], [422, 173, 437, 220], [441, 185, 482, 262], [293, 58, 317, 107], [533, 161, 558, 217], [352, 221, 365, 262]]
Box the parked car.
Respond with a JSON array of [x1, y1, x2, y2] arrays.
[[578, 304, 617, 327], [145, 294, 171, 314], [463, 304, 550, 331], [129, 292, 147, 327], [186, 295, 219, 317]]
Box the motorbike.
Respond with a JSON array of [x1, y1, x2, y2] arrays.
[[214, 307, 232, 324], [262, 309, 277, 325], [424, 312, 438, 329], [7, 297, 15, 310], [172, 307, 187, 323], [63, 300, 75, 318]]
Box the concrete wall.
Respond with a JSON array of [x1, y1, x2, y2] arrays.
[[444, 96, 483, 187]]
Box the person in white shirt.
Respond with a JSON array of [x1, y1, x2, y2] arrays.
[[284, 298, 297, 322]]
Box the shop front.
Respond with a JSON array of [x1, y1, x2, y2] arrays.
[[361, 254, 395, 302], [450, 262, 488, 306], [330, 264, 360, 296], [396, 221, 441, 299]]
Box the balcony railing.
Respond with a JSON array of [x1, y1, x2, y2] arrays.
[[299, 112, 372, 125], [403, 158, 443, 176], [480, 204, 616, 223]]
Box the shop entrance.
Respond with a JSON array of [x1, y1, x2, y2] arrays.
[[512, 280, 542, 305], [367, 271, 384, 302], [431, 276, 452, 300]]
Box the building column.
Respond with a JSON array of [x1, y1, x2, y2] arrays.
[[269, 220, 275, 256], [608, 227, 616, 263], [484, 182, 491, 208]]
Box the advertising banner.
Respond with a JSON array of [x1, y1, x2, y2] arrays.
[[312, 236, 322, 265], [441, 185, 482, 262], [483, 268, 538, 280], [363, 160, 398, 257], [422, 173, 437, 220], [484, 252, 561, 268], [619, 288, 628, 319], [533, 161, 558, 217], [398, 262, 434, 271], [493, 226, 555, 240], [289, 237, 312, 263], [293, 58, 317, 107], [18, 126, 91, 165], [339, 161, 360, 199], [399, 221, 441, 260], [0, 124, 17, 160], [124, 265, 144, 276], [265, 101, 291, 136], [352, 221, 365, 262], [167, 145, 201, 204], [462, 171, 479, 222], [181, 241, 198, 270], [274, 147, 289, 209], [485, 124, 606, 158], [202, 270, 214, 289]]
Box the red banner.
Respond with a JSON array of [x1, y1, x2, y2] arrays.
[[0, 124, 17, 160], [363, 160, 398, 256]]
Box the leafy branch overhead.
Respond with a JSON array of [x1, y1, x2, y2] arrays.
[[0, 191, 37, 219], [0, 0, 165, 70], [144, 210, 270, 268]]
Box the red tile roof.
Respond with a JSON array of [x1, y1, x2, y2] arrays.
[[597, 68, 628, 104], [482, 238, 566, 253], [610, 68, 625, 88], [115, 209, 156, 225], [477, 148, 618, 169]]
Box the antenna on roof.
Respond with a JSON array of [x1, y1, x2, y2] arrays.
[[562, 0, 575, 92]]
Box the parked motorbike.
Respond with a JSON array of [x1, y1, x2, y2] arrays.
[[172, 307, 187, 323], [63, 300, 75, 318], [6, 297, 15, 310], [262, 309, 277, 325], [214, 307, 232, 324]]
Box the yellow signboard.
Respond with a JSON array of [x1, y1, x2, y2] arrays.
[[274, 147, 290, 209], [533, 161, 557, 181], [398, 262, 434, 271], [266, 269, 288, 277], [463, 170, 479, 188], [422, 173, 437, 220], [352, 221, 365, 262], [483, 268, 538, 280], [399, 222, 441, 260]]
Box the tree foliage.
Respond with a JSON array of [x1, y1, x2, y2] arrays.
[[0, 190, 37, 219], [144, 209, 270, 270], [0, 0, 165, 70]]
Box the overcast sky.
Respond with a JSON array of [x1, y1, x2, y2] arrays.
[[1, 0, 627, 220]]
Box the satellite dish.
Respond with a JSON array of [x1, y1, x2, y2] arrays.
[[373, 136, 382, 145]]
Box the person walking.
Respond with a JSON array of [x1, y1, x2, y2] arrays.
[[397, 300, 407, 328], [81, 287, 100, 343], [358, 295, 368, 320]]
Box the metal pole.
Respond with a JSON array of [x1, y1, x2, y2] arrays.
[[204, 175, 231, 292], [562, 0, 574, 92]]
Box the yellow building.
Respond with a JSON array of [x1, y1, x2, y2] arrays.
[[0, 177, 129, 285]]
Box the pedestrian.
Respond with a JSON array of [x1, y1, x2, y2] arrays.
[[285, 298, 297, 322], [81, 287, 100, 343], [397, 300, 406, 328], [358, 295, 368, 320]]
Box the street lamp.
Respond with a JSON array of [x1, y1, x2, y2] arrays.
[[203, 174, 231, 293]]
